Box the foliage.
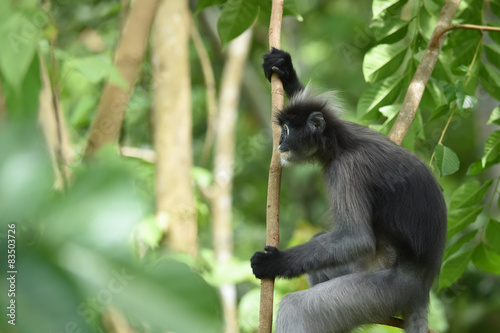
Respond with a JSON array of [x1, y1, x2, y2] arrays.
[[354, 1, 500, 329], [0, 124, 222, 333], [1, 0, 500, 332], [196, 0, 302, 47]]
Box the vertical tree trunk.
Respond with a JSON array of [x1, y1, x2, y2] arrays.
[[211, 28, 253, 333], [84, 0, 159, 158], [152, 0, 197, 256]]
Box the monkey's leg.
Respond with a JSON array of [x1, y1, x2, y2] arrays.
[[276, 268, 424, 333]]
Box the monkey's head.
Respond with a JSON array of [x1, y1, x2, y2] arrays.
[[276, 91, 333, 166]]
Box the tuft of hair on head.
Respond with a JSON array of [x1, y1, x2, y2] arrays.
[[277, 83, 344, 127], [293, 83, 344, 110]]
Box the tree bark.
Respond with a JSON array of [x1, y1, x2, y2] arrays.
[[84, 0, 159, 158], [211, 28, 253, 333], [152, 0, 197, 257], [388, 0, 461, 145], [259, 1, 284, 332]]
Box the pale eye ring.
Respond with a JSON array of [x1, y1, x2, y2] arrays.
[[283, 124, 289, 136]]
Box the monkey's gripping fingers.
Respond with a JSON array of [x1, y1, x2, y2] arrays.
[[250, 246, 283, 279], [262, 48, 294, 82]]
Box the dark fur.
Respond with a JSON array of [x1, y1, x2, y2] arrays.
[[251, 48, 447, 333]]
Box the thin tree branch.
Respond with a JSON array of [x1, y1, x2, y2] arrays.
[[258, 1, 284, 333], [388, 0, 462, 145], [190, 16, 218, 166], [120, 146, 156, 163], [211, 28, 253, 333], [431, 24, 500, 46]]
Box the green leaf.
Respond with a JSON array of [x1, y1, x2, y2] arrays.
[[66, 55, 127, 88], [372, 0, 408, 19], [467, 158, 484, 175], [283, 0, 302, 21], [17, 251, 94, 333], [217, 0, 258, 47], [468, 132, 500, 175], [481, 130, 500, 168], [491, 0, 500, 17], [447, 206, 483, 240], [421, 79, 446, 110], [195, 0, 226, 14], [449, 180, 494, 210], [0, 11, 41, 89], [370, 18, 410, 43], [369, 104, 401, 135], [363, 43, 409, 83], [434, 144, 460, 176], [488, 22, 500, 45], [0, 123, 54, 222], [443, 231, 477, 262], [480, 63, 500, 101], [357, 74, 405, 120], [472, 243, 500, 274], [439, 248, 473, 290], [3, 53, 41, 123], [487, 106, 500, 125], [192, 167, 214, 189], [484, 43, 500, 70], [429, 105, 451, 122], [257, 0, 302, 25], [455, 92, 478, 111], [485, 219, 500, 253]]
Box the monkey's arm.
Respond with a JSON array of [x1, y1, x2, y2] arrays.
[[262, 48, 304, 97], [251, 226, 376, 279]]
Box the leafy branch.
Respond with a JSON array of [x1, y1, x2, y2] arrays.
[[387, 0, 461, 145]]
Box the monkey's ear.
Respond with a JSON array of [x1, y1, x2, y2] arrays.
[[307, 112, 326, 134]]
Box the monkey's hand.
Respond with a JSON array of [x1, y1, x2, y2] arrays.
[[250, 246, 284, 279], [262, 48, 295, 82], [262, 48, 304, 97]]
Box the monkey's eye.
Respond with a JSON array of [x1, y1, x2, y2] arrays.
[[283, 124, 289, 136]]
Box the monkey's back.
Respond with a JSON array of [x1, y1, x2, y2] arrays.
[[328, 121, 447, 278]]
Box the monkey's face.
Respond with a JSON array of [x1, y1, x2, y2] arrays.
[[278, 123, 319, 166]]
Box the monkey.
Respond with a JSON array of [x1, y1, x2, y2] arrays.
[[251, 48, 447, 333]]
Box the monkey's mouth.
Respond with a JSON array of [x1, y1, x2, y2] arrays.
[[279, 151, 293, 166]]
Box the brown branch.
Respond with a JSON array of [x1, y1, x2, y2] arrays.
[[432, 24, 500, 46], [190, 17, 218, 166], [258, 1, 284, 333], [84, 0, 159, 158], [120, 146, 156, 163], [388, 0, 461, 145]]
